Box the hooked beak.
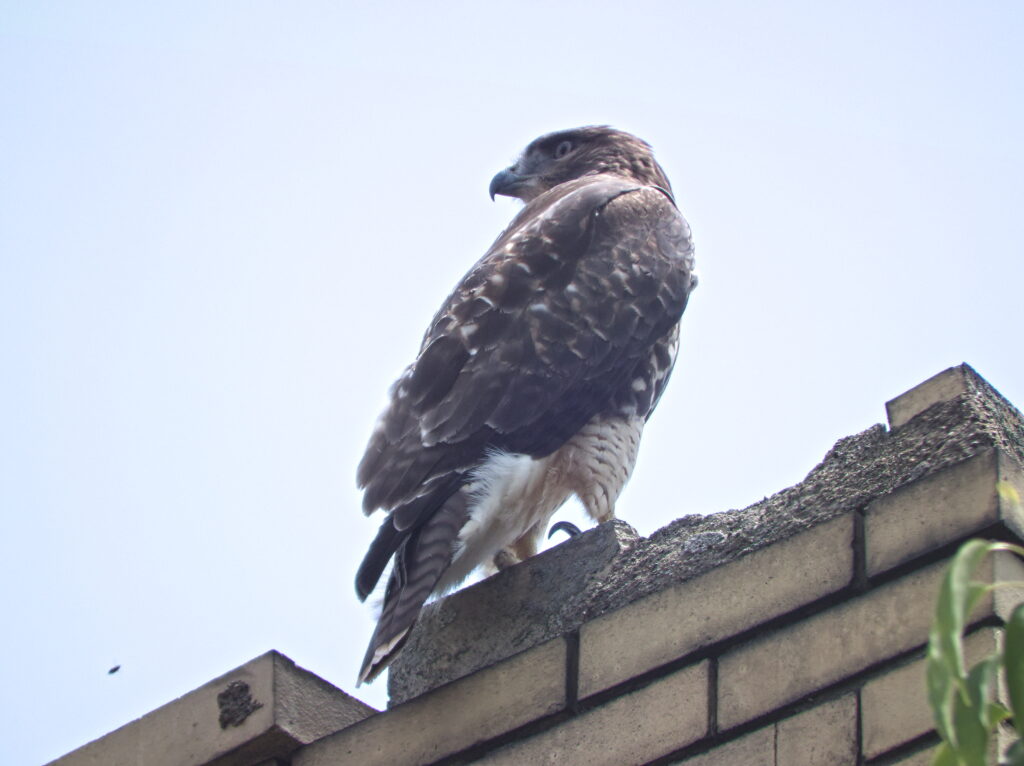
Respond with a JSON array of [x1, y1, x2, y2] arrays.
[[489, 167, 529, 201]]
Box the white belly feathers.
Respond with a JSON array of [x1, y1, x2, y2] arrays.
[[433, 413, 645, 594]]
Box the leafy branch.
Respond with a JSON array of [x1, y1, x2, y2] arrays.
[[927, 482, 1024, 765]]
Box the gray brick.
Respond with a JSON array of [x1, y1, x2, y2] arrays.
[[477, 661, 709, 766], [861, 630, 998, 759], [718, 555, 1013, 729], [580, 515, 854, 697], [295, 638, 565, 766], [866, 450, 1024, 575], [670, 727, 774, 765], [776, 694, 857, 766], [888, 748, 936, 766]]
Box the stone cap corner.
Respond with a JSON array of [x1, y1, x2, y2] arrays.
[[49, 650, 376, 766]]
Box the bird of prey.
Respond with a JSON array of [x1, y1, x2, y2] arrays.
[[354, 126, 697, 684]]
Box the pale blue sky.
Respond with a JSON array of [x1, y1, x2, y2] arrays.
[[2, 2, 1023, 763]]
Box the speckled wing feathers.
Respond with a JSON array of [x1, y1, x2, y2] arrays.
[[358, 178, 689, 503]]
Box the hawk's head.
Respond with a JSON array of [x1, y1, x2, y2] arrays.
[[489, 126, 673, 203]]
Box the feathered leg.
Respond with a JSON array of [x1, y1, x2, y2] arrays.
[[492, 521, 545, 570]]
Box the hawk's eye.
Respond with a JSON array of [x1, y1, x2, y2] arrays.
[[554, 140, 573, 159]]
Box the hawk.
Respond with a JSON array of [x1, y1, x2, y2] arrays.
[[355, 126, 696, 684]]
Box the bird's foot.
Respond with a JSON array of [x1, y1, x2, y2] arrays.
[[547, 520, 582, 540], [493, 548, 522, 570]]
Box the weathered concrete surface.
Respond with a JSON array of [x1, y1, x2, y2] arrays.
[[775, 694, 858, 766], [865, 449, 1024, 574], [49, 651, 375, 766], [388, 519, 639, 704], [886, 364, 971, 429], [715, 556, 1014, 728], [861, 629, 998, 759], [477, 661, 709, 766], [578, 515, 854, 697], [671, 727, 775, 766], [296, 638, 566, 766], [389, 363, 1024, 704]]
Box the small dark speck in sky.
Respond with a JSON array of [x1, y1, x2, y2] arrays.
[[108, 665, 121, 675]]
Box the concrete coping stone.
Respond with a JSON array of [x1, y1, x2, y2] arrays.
[[49, 651, 376, 766]]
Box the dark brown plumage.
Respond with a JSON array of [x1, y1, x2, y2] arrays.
[[355, 126, 697, 684]]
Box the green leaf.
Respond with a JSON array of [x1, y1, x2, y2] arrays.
[[938, 540, 991, 668], [929, 629, 958, 746], [1007, 603, 1024, 733], [931, 742, 959, 766], [971, 656, 1004, 728], [926, 540, 1024, 760], [962, 582, 992, 627], [986, 701, 1011, 728], [951, 658, 994, 766], [929, 540, 996, 744]]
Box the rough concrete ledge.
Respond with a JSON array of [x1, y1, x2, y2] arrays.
[[49, 651, 375, 766], [297, 638, 566, 766], [389, 519, 639, 704], [389, 363, 1024, 704], [886, 364, 972, 429]]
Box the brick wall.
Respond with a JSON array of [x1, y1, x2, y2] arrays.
[[51, 364, 1024, 766]]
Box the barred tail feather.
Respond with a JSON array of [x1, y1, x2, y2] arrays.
[[357, 491, 468, 684]]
